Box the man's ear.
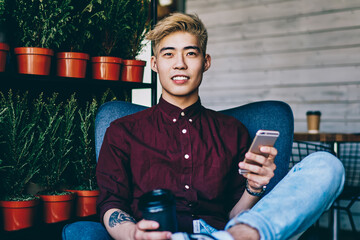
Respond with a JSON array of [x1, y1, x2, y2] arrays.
[[203, 54, 211, 72], [150, 56, 158, 73]]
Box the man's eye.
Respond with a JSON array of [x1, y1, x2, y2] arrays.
[[163, 52, 172, 56], [187, 52, 197, 56]]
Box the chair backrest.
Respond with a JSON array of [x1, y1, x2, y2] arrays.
[[95, 101, 147, 160], [338, 142, 360, 188], [95, 100, 294, 194], [290, 141, 334, 169]]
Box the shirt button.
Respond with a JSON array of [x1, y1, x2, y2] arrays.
[[189, 119, 193, 123], [181, 112, 185, 116], [184, 154, 190, 159], [185, 185, 190, 190], [182, 129, 187, 134], [173, 118, 177, 123]]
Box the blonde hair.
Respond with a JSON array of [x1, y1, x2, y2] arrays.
[[146, 13, 208, 56]]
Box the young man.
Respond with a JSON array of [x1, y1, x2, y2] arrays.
[[62, 13, 344, 240], [96, 13, 277, 239]]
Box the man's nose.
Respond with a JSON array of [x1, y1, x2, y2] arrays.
[[173, 55, 187, 69]]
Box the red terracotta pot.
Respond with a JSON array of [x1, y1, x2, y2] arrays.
[[56, 52, 90, 78], [66, 190, 100, 217], [91, 56, 122, 81], [121, 59, 146, 83], [38, 193, 75, 224], [0, 198, 39, 231], [0, 43, 10, 72], [14, 47, 54, 75]]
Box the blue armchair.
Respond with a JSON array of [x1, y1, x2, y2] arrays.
[[95, 100, 294, 194], [63, 100, 295, 239]]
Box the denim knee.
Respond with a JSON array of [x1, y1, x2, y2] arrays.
[[62, 221, 111, 240], [305, 152, 344, 180], [301, 151, 345, 195]]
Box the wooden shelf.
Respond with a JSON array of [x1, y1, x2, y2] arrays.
[[0, 72, 156, 104], [0, 72, 153, 89]]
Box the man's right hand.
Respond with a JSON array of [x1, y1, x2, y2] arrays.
[[134, 219, 172, 240], [104, 209, 172, 240]]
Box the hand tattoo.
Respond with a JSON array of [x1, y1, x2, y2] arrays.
[[109, 210, 136, 228]]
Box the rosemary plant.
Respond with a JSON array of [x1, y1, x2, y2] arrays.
[[122, 0, 151, 59], [59, 0, 102, 52], [0, 0, 6, 25], [69, 89, 118, 190], [11, 0, 73, 48], [36, 93, 77, 194], [72, 98, 98, 190], [0, 105, 7, 170], [90, 0, 132, 56], [90, 0, 151, 58], [0, 91, 45, 201]]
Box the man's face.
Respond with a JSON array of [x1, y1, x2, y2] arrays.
[[151, 31, 211, 104]]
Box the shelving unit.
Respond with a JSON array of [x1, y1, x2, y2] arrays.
[[0, 2, 160, 239], [0, 71, 156, 240], [0, 72, 156, 240], [0, 71, 156, 104]]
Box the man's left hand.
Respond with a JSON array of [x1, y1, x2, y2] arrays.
[[239, 146, 277, 191]]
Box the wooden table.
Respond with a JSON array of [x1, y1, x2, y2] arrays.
[[294, 132, 360, 155], [294, 132, 360, 143], [293, 132, 360, 240]]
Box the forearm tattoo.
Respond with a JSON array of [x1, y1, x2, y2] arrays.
[[108, 210, 136, 228]]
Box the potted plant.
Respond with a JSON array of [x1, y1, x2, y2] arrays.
[[66, 98, 99, 217], [0, 91, 46, 231], [66, 89, 119, 217], [120, 0, 150, 83], [56, 0, 101, 78], [35, 93, 77, 224], [11, 0, 73, 75], [90, 0, 137, 81], [0, 0, 9, 72]]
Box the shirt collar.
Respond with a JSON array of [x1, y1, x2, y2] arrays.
[[158, 97, 203, 120]]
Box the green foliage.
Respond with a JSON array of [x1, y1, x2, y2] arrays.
[[0, 0, 6, 24], [0, 106, 7, 170], [0, 89, 122, 197], [70, 89, 117, 190], [59, 0, 102, 52], [122, 0, 151, 59], [0, 91, 45, 200], [3, 195, 39, 201], [36, 93, 77, 192], [91, 0, 131, 56], [37, 190, 73, 196], [11, 0, 74, 48], [73, 99, 98, 190], [91, 0, 150, 58]]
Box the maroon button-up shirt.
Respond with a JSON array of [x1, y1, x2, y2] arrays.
[[96, 98, 250, 232]]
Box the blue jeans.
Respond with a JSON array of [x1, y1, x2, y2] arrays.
[[62, 152, 345, 240]]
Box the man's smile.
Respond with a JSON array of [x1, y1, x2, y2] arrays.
[[171, 75, 190, 84]]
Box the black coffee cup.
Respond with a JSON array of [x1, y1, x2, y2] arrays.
[[138, 189, 178, 232]]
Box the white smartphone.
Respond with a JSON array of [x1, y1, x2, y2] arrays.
[[238, 130, 280, 175]]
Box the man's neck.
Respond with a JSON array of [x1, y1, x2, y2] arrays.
[[161, 94, 199, 109]]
